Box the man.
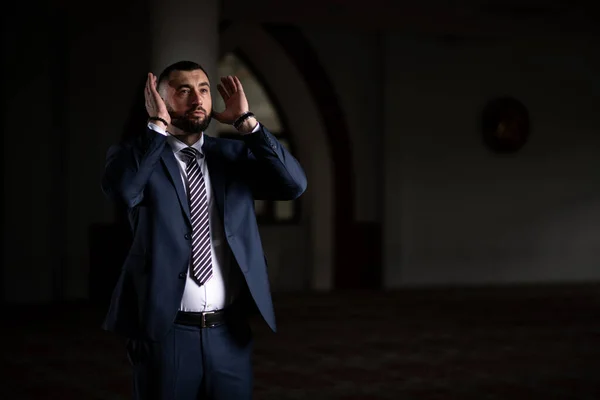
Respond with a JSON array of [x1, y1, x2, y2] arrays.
[[101, 60, 307, 399]]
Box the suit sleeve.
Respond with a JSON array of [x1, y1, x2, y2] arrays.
[[241, 125, 307, 201], [101, 127, 168, 208]]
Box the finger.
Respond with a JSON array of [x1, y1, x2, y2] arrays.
[[219, 79, 231, 97], [145, 73, 152, 93], [222, 76, 236, 94], [217, 84, 229, 101], [150, 74, 160, 95], [144, 79, 152, 97], [233, 76, 244, 92], [227, 76, 237, 93], [220, 77, 233, 96], [144, 85, 151, 104]]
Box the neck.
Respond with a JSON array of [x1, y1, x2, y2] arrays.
[[169, 124, 203, 146]]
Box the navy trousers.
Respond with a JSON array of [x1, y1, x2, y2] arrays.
[[127, 317, 254, 400]]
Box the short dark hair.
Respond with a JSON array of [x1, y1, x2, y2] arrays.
[[157, 60, 209, 89]]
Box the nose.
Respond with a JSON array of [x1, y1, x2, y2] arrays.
[[190, 89, 202, 105]]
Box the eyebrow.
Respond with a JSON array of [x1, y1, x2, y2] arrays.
[[176, 82, 210, 90]]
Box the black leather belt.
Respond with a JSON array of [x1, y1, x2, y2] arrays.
[[175, 309, 226, 328]]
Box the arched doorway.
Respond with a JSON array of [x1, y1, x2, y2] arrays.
[[220, 22, 340, 290], [219, 23, 366, 290], [214, 50, 309, 291]]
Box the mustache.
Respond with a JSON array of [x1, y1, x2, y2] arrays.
[[186, 107, 208, 115]]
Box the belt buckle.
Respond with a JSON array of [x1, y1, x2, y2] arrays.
[[201, 310, 217, 328]]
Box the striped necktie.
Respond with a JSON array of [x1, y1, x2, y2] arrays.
[[180, 147, 212, 286]]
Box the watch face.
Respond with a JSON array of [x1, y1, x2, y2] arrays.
[[481, 97, 530, 154]]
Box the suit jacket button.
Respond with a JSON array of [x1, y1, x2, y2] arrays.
[[184, 233, 191, 240], [179, 272, 186, 279]]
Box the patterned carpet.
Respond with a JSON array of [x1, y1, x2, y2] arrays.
[[4, 284, 600, 399]]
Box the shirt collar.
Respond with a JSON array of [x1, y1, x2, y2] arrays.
[[166, 132, 205, 156]]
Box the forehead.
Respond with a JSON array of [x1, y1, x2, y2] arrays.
[[167, 69, 210, 87]]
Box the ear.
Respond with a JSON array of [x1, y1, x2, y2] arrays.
[[157, 81, 166, 98], [159, 90, 168, 104]]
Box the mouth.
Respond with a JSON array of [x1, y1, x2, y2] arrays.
[[188, 110, 206, 117]]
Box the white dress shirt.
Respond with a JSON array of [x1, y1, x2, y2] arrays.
[[148, 122, 258, 312]]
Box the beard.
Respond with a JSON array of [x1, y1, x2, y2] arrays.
[[168, 105, 212, 134]]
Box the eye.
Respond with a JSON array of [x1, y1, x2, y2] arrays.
[[200, 88, 209, 94], [179, 89, 190, 95]]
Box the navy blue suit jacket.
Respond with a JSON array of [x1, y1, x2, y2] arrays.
[[101, 125, 307, 341]]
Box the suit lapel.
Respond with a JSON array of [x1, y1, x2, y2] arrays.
[[203, 135, 226, 222], [160, 146, 191, 225]]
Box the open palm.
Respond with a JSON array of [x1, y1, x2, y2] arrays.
[[144, 73, 170, 123], [213, 75, 249, 124]]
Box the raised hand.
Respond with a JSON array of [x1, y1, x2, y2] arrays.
[[213, 75, 250, 125], [144, 73, 171, 125]]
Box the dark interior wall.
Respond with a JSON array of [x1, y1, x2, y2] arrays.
[[3, 0, 152, 302], [64, 0, 153, 300], [383, 33, 600, 286], [3, 1, 60, 302]]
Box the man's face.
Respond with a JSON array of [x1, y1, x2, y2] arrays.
[[162, 69, 213, 134]]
